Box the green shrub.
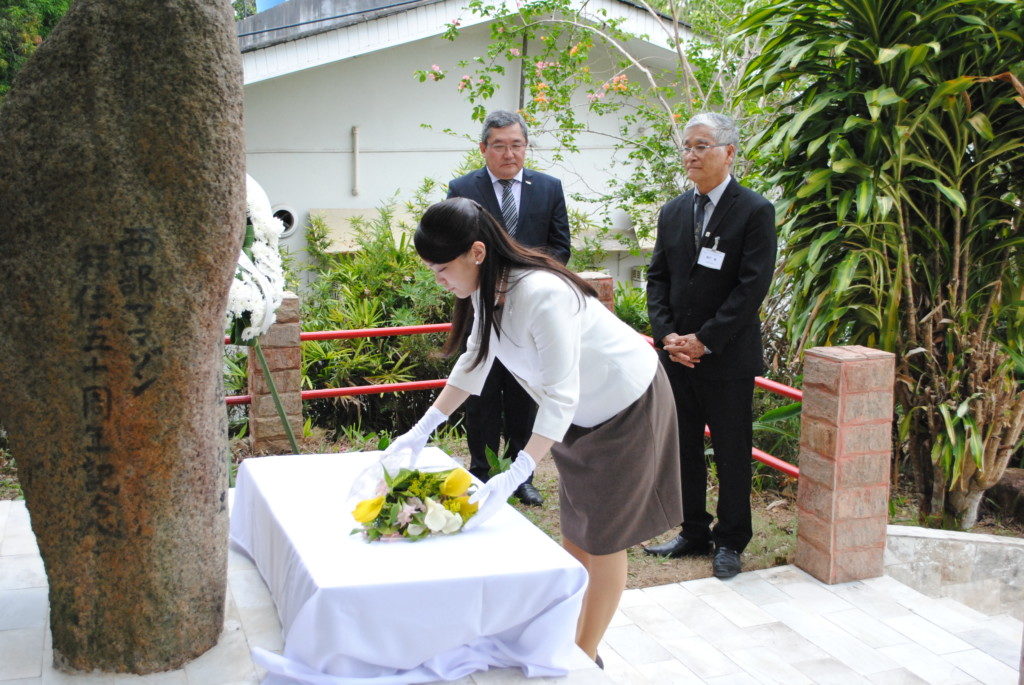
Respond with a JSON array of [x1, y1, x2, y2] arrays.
[[613, 282, 651, 336], [299, 182, 455, 436]]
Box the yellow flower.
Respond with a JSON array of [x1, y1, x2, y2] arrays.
[[440, 468, 472, 497], [352, 496, 385, 523], [455, 496, 479, 518]]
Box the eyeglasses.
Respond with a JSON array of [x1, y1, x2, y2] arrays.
[[682, 143, 730, 156], [488, 143, 527, 154]]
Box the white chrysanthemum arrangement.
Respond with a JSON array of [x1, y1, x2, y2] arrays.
[[225, 175, 286, 344]]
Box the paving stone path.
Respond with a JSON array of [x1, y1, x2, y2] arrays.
[[2, 498, 1020, 684]]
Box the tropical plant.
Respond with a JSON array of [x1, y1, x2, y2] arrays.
[[613, 281, 652, 336], [738, 0, 1024, 528], [298, 182, 456, 437]]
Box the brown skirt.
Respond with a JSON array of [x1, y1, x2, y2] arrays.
[[551, 365, 682, 555]]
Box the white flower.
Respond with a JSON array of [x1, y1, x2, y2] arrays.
[[423, 497, 463, 534], [406, 524, 426, 536], [423, 498, 448, 532], [441, 511, 463, 534], [225, 175, 287, 342]]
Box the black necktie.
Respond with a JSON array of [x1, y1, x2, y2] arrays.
[[499, 179, 518, 237], [694, 193, 710, 250]]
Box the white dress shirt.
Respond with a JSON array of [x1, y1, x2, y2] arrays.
[[694, 174, 733, 236], [447, 269, 658, 442]]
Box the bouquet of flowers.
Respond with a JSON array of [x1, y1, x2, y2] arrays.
[[351, 464, 480, 542]]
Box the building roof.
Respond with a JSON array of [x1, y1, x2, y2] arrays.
[[236, 0, 691, 84], [237, 0, 443, 53]]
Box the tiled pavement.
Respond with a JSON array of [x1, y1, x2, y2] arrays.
[[2, 498, 1021, 684]]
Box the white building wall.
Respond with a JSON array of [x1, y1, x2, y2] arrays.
[[243, 20, 683, 285]]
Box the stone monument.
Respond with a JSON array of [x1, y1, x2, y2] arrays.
[[0, 0, 244, 673]]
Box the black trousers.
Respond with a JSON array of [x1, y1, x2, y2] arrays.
[[661, 351, 754, 552], [464, 359, 537, 483]]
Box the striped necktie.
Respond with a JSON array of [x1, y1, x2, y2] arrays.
[[694, 193, 710, 250], [499, 179, 518, 237]]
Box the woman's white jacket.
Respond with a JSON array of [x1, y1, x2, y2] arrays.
[[447, 269, 658, 443]]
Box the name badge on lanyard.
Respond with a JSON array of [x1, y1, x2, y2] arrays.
[[697, 236, 725, 270]]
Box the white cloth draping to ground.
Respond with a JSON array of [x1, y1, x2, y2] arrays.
[[229, 449, 590, 684]]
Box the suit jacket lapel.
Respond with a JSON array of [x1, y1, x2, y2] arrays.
[[518, 169, 535, 235], [680, 189, 698, 277], [474, 168, 502, 220]]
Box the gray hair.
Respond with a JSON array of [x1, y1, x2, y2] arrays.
[[480, 110, 529, 144], [683, 112, 740, 149]]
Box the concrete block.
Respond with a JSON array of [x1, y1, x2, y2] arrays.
[[839, 423, 891, 456], [275, 292, 300, 323], [802, 387, 840, 422], [836, 453, 890, 488], [835, 485, 889, 519], [842, 391, 894, 424], [251, 391, 303, 419], [797, 510, 833, 552], [797, 480, 836, 521], [795, 539, 832, 583], [797, 449, 835, 488], [248, 367, 301, 395], [803, 350, 842, 388], [252, 346, 301, 372], [801, 417, 838, 456], [841, 356, 895, 393], [884, 560, 943, 596], [834, 547, 885, 583], [258, 322, 300, 348], [835, 517, 888, 550]]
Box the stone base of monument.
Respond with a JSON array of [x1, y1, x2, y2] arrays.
[[0, 496, 279, 683]]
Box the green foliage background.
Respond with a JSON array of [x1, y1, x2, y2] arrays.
[[0, 0, 70, 103], [738, 0, 1024, 527]]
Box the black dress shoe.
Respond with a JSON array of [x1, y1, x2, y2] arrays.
[[514, 482, 544, 506], [642, 534, 713, 558], [712, 546, 742, 579], [594, 654, 604, 670]]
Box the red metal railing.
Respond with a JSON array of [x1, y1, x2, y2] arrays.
[[226, 323, 801, 477]]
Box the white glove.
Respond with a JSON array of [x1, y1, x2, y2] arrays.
[[463, 450, 536, 531], [385, 407, 447, 463]]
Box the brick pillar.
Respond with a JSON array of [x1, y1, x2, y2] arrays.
[[247, 291, 303, 453], [795, 345, 895, 584], [577, 271, 614, 311]]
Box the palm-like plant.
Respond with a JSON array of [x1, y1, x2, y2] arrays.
[[738, 0, 1024, 528]]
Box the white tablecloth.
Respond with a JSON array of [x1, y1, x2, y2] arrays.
[[229, 449, 590, 684]]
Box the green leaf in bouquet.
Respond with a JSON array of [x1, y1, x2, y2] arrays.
[[387, 468, 416, 492]]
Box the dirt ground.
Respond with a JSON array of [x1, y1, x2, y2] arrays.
[[391, 434, 1023, 588], [508, 454, 799, 589], [4, 431, 1019, 591]]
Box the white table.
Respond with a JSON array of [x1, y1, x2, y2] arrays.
[[229, 449, 590, 684]]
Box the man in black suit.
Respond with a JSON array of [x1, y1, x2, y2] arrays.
[[447, 110, 571, 506], [643, 112, 776, 579]]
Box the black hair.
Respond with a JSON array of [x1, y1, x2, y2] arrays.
[[415, 197, 598, 368]]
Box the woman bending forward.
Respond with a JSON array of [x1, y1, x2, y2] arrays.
[[389, 197, 683, 662]]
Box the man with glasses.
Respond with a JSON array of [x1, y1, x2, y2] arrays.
[[643, 112, 777, 579], [447, 109, 571, 506]]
